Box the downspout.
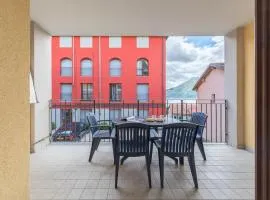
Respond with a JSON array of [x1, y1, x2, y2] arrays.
[[72, 36, 75, 86], [98, 36, 101, 102], [162, 37, 166, 113]]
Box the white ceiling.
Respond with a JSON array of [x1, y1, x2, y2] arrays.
[[30, 0, 254, 36]]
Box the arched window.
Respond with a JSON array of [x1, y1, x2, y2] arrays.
[[60, 58, 72, 76], [109, 59, 121, 77], [80, 59, 93, 76], [137, 58, 149, 76]]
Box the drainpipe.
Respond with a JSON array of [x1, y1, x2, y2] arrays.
[[98, 36, 101, 103], [162, 37, 166, 114], [72, 36, 75, 86]]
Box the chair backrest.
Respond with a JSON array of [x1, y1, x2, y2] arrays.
[[87, 115, 98, 134], [161, 123, 198, 155], [191, 112, 207, 137], [115, 123, 150, 154]]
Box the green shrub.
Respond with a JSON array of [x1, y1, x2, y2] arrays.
[[51, 122, 56, 130]]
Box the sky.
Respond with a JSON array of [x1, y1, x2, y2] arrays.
[[166, 36, 224, 89]]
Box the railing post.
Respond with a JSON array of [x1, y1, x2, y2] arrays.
[[181, 99, 183, 120], [108, 101, 111, 120], [93, 100, 96, 115], [166, 100, 169, 121], [122, 100, 125, 118], [152, 100, 154, 116], [49, 100, 52, 142], [225, 99, 228, 143], [137, 100, 140, 117]]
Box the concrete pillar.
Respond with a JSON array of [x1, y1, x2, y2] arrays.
[[224, 28, 245, 148]]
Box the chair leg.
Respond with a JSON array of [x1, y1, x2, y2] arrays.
[[150, 141, 153, 164], [145, 155, 152, 188], [112, 139, 116, 165], [120, 156, 128, 165], [188, 154, 198, 188], [158, 150, 164, 188], [89, 138, 98, 162], [196, 138, 206, 160], [179, 157, 184, 165], [115, 155, 120, 188], [168, 156, 178, 166], [95, 139, 101, 150]]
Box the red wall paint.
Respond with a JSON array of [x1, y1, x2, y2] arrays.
[[52, 36, 166, 105]]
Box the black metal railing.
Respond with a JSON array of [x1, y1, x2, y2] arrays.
[[49, 99, 227, 143]]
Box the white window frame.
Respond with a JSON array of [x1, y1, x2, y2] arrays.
[[137, 84, 149, 102], [137, 59, 149, 76], [109, 59, 121, 77], [80, 37, 93, 48], [61, 84, 72, 102], [109, 37, 122, 48], [136, 37, 149, 48], [110, 84, 122, 101], [59, 36, 72, 48], [60, 58, 72, 76], [80, 59, 93, 76]]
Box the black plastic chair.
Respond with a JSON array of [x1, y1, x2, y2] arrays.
[[191, 112, 208, 161], [87, 115, 113, 162], [154, 123, 199, 188], [113, 122, 152, 188]]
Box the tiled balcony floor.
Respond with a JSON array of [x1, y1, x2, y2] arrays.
[[31, 143, 255, 200]]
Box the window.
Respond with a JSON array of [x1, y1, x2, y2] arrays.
[[109, 37, 121, 48], [61, 84, 72, 101], [137, 37, 149, 48], [80, 59, 93, 76], [109, 109, 121, 120], [138, 110, 149, 118], [59, 37, 72, 48], [80, 109, 93, 124], [137, 59, 149, 76], [110, 59, 121, 77], [80, 37, 92, 48], [110, 84, 122, 101], [60, 58, 72, 76], [81, 83, 93, 100], [60, 109, 72, 124], [137, 84, 149, 102]]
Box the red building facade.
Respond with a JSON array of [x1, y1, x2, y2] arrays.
[[52, 36, 166, 104]]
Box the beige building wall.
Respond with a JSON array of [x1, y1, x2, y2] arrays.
[[0, 0, 30, 200], [30, 23, 52, 152]]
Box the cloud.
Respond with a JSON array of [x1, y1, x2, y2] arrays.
[[166, 37, 198, 63], [166, 36, 224, 89]]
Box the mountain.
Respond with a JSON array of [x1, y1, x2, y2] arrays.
[[166, 77, 198, 99]]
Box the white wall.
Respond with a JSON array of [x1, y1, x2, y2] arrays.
[[224, 28, 244, 147], [32, 23, 52, 147]]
